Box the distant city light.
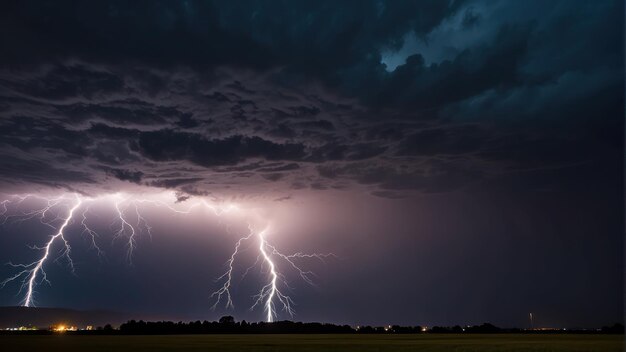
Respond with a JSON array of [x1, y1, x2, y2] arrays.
[[53, 325, 77, 332]]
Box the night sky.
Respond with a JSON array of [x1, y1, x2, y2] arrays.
[[0, 0, 623, 328]]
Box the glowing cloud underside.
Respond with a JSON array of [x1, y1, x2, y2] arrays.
[[0, 193, 334, 322]]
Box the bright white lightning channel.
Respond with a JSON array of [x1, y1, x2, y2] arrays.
[[0, 193, 334, 322], [1, 196, 82, 307], [211, 224, 335, 322]]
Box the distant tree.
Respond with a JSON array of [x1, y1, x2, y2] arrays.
[[357, 325, 374, 333], [465, 323, 500, 333], [219, 316, 235, 325], [430, 326, 450, 333]]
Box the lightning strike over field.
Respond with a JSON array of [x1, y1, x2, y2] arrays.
[[211, 223, 335, 322], [1, 196, 82, 307], [0, 192, 333, 321]]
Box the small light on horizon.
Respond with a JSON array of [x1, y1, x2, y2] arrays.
[[53, 325, 77, 332]]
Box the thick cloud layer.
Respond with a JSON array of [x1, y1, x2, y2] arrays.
[[0, 0, 622, 199]]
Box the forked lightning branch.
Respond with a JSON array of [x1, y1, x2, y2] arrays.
[[0, 193, 334, 322]]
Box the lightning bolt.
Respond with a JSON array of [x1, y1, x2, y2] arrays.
[[210, 226, 256, 310], [0, 199, 10, 217], [113, 199, 138, 263], [1, 195, 82, 307], [0, 192, 335, 322], [255, 226, 287, 322], [212, 224, 336, 322], [80, 206, 104, 259], [2, 195, 65, 229]]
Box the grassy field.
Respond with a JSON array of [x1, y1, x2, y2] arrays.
[[1, 334, 623, 352]]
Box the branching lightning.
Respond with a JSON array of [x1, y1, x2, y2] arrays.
[[79, 206, 104, 258], [1, 195, 82, 307], [113, 198, 139, 263], [0, 192, 334, 322], [211, 224, 336, 322]]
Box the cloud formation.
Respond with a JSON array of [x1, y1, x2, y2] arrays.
[[0, 0, 621, 199]]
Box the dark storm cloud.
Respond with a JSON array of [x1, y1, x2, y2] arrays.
[[88, 123, 140, 139], [3, 64, 125, 101], [256, 163, 301, 173], [137, 130, 307, 166], [0, 156, 95, 188], [317, 158, 483, 193], [175, 114, 199, 129], [148, 177, 205, 189], [369, 190, 406, 199], [396, 125, 488, 156], [344, 23, 533, 111], [0, 0, 621, 198], [58, 101, 182, 126], [261, 173, 284, 182], [101, 167, 144, 184], [273, 195, 292, 202], [0, 0, 462, 68]]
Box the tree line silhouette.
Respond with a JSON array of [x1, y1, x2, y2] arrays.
[[119, 317, 353, 334], [113, 317, 623, 335], [1, 316, 622, 335]]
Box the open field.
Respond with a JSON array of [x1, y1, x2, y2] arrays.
[[1, 334, 623, 352]]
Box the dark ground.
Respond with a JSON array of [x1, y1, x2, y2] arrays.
[[1, 334, 623, 352]]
